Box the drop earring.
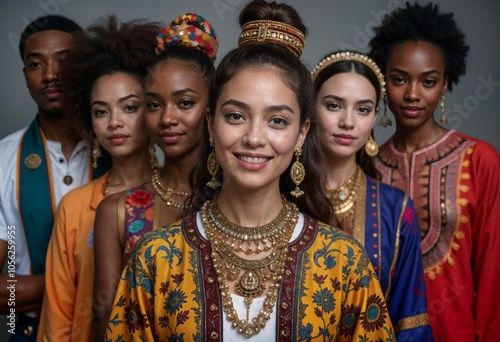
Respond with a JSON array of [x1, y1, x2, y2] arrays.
[[92, 137, 102, 169], [440, 96, 448, 124], [207, 137, 221, 189], [290, 146, 305, 198], [364, 135, 379, 157]]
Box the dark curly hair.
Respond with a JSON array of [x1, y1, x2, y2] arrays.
[[188, 0, 333, 224], [368, 2, 469, 91], [64, 16, 159, 138]]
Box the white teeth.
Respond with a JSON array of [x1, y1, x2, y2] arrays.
[[239, 155, 268, 164]]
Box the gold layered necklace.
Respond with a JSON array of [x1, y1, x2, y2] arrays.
[[201, 197, 299, 337], [151, 169, 190, 209], [326, 166, 363, 232]]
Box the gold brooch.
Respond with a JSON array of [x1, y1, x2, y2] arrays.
[[24, 153, 42, 170]]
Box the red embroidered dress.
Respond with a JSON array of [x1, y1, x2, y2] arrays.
[[375, 130, 500, 341]]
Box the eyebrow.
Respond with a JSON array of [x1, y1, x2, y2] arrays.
[[389, 67, 441, 77], [91, 94, 141, 107], [220, 99, 295, 114], [145, 88, 198, 98], [25, 49, 70, 60], [322, 94, 374, 105]]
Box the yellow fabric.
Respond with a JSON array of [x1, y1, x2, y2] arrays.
[[37, 172, 109, 342], [106, 214, 395, 341]]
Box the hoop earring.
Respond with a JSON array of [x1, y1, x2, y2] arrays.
[[364, 135, 379, 157], [92, 137, 102, 169], [207, 137, 221, 189], [378, 95, 392, 127], [148, 140, 159, 169], [440, 96, 448, 124], [290, 146, 305, 198]]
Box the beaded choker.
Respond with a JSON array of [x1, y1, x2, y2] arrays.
[[201, 197, 299, 337], [151, 169, 190, 209], [238, 20, 305, 57]]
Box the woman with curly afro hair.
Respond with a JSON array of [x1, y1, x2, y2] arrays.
[[369, 3, 500, 341], [37, 16, 159, 341]]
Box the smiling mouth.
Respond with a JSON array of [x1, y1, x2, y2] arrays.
[[238, 155, 270, 164]]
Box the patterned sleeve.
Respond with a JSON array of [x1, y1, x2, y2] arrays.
[[389, 197, 433, 341], [105, 237, 156, 340], [341, 245, 397, 342]]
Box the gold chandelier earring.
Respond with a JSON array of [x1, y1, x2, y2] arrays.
[[364, 135, 379, 157], [92, 137, 102, 169], [440, 96, 448, 124], [207, 137, 221, 189], [290, 146, 305, 198], [148, 140, 159, 169], [378, 95, 392, 127]]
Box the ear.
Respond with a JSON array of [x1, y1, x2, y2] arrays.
[[372, 107, 379, 129], [206, 109, 214, 138], [442, 76, 449, 96], [23, 67, 28, 87], [296, 119, 311, 148]]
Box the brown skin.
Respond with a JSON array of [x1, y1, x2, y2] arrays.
[[0, 30, 79, 314], [385, 41, 449, 161]]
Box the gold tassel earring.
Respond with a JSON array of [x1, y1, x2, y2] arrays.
[[290, 146, 305, 198], [440, 96, 448, 124], [364, 135, 379, 157], [378, 95, 392, 127], [92, 137, 102, 169], [207, 137, 221, 189]]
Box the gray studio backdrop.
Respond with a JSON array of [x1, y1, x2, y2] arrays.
[[1, 0, 499, 149]]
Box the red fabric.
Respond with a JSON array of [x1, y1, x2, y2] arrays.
[[375, 130, 500, 341]]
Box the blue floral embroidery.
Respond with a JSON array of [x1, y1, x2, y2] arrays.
[[129, 220, 144, 234]]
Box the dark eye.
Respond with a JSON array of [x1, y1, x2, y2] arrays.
[[269, 117, 290, 127], [423, 79, 437, 87], [179, 100, 194, 108], [93, 109, 107, 117], [124, 105, 139, 113], [225, 112, 244, 121], [358, 107, 372, 116], [325, 102, 340, 111], [147, 102, 161, 110], [393, 76, 405, 84]]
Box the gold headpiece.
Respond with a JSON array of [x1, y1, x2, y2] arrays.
[[311, 51, 386, 95], [238, 20, 305, 57]]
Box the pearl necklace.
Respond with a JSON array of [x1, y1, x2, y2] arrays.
[[201, 198, 298, 337]]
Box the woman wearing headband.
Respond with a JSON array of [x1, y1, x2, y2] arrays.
[[92, 13, 218, 340], [37, 16, 158, 341], [312, 51, 432, 341], [105, 1, 394, 340], [369, 3, 500, 341]]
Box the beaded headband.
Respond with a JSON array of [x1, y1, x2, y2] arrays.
[[157, 13, 219, 62], [238, 20, 305, 57], [311, 51, 386, 95]]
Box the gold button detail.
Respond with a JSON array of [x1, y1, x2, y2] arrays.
[[63, 175, 73, 185], [210, 331, 219, 339]]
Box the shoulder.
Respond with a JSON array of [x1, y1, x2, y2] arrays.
[[454, 131, 500, 168], [0, 128, 27, 168], [60, 176, 105, 206], [369, 176, 407, 201], [315, 218, 366, 251]]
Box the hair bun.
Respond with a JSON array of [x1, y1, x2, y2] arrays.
[[158, 13, 219, 62]]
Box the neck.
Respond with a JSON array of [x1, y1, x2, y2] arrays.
[[393, 120, 448, 154], [160, 154, 197, 194], [216, 185, 284, 227], [108, 150, 152, 190], [38, 111, 80, 160], [323, 154, 358, 190]]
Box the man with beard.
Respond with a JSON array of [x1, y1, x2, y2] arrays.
[[0, 15, 109, 340]]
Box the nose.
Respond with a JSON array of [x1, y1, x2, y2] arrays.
[[339, 109, 354, 130], [404, 81, 421, 102], [160, 104, 179, 127], [43, 59, 60, 84], [108, 111, 124, 129], [243, 120, 265, 148]]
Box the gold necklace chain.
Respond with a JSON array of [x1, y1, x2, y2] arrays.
[[205, 197, 292, 254], [201, 198, 299, 338], [151, 169, 190, 209], [326, 166, 363, 232]]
